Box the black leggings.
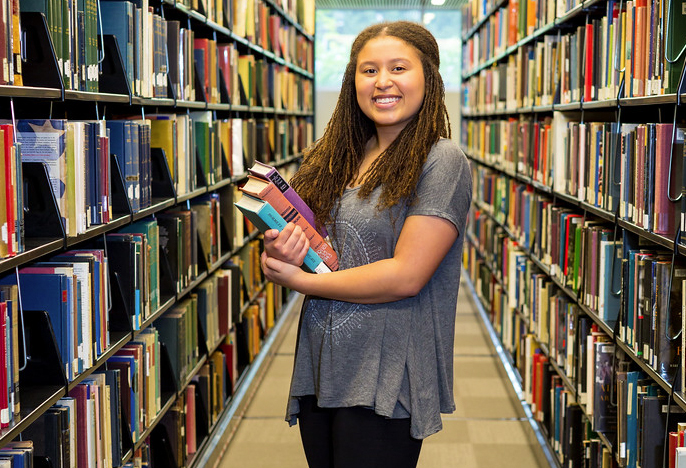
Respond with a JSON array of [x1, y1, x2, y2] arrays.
[[297, 395, 423, 468]]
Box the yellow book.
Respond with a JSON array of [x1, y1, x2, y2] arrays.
[[65, 123, 77, 237], [149, 118, 177, 182], [266, 282, 274, 329]]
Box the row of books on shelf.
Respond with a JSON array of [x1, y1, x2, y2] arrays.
[[462, 115, 686, 241], [1, 0, 314, 92], [0, 166, 283, 384], [167, 0, 314, 38], [0, 235, 285, 466], [0, 115, 313, 259], [460, 0, 584, 35], [470, 168, 686, 386], [462, 0, 686, 109], [465, 238, 686, 468], [105, 9, 313, 106], [183, 0, 315, 40]]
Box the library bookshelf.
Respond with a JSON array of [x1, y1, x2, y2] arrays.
[[0, 0, 314, 465], [460, 0, 686, 466]]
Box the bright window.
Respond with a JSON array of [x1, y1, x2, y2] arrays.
[[315, 9, 462, 90]]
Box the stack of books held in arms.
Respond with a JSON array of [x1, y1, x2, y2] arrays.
[[234, 161, 338, 274]]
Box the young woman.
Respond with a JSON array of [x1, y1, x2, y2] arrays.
[[260, 20, 472, 468]]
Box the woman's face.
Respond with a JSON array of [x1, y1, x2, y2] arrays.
[[355, 35, 426, 136]]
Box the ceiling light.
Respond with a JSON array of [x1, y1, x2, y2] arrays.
[[431, 0, 446, 5]]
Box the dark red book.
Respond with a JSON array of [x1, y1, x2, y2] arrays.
[[68, 384, 89, 468]]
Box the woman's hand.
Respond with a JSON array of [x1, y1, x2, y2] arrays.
[[263, 222, 310, 266], [261, 251, 307, 289]]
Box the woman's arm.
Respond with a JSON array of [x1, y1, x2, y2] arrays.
[[260, 214, 458, 304]]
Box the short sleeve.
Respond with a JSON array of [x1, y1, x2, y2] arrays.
[[406, 139, 472, 233]]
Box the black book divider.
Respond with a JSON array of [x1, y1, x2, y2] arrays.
[[158, 341, 180, 398], [219, 186, 236, 252], [158, 238, 179, 300], [220, 144, 231, 181], [194, 0, 207, 21], [19, 12, 62, 89], [166, 68, 178, 102], [19, 309, 68, 396], [110, 271, 134, 334], [193, 61, 207, 104], [110, 154, 133, 219], [150, 148, 176, 202], [98, 35, 132, 97], [22, 162, 65, 241], [33, 456, 53, 468], [197, 312, 210, 358], [196, 234, 211, 277], [194, 384, 210, 443], [237, 73, 249, 107], [218, 70, 230, 106], [254, 67, 264, 108], [150, 424, 178, 468], [195, 149, 209, 188], [119, 400, 135, 460], [235, 317, 251, 374], [218, 212, 232, 258]]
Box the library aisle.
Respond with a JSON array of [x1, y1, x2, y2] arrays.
[[215, 278, 551, 468]]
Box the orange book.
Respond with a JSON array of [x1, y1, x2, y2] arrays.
[[240, 175, 339, 271], [508, 0, 519, 45], [527, 0, 536, 35]]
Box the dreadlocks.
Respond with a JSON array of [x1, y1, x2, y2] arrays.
[[290, 20, 451, 234]]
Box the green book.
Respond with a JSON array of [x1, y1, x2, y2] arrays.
[[666, 0, 686, 94]]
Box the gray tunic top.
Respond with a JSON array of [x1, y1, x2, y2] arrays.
[[286, 139, 472, 439]]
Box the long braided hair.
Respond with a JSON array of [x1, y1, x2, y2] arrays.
[[290, 20, 451, 234]]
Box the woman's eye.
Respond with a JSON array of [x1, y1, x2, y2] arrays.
[[363, 69, 377, 74], [393, 66, 406, 72]]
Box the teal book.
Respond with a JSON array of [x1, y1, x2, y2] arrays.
[[234, 193, 331, 274], [120, 219, 160, 315]]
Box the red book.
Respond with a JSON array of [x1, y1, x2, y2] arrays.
[[186, 383, 196, 454], [654, 124, 674, 235], [193, 39, 210, 101], [0, 302, 7, 428], [68, 384, 90, 468], [669, 431, 679, 468], [217, 45, 231, 102], [2, 125, 15, 256], [269, 15, 281, 57], [219, 343, 236, 392], [634, 0, 647, 97], [584, 22, 594, 102], [100, 135, 110, 223]]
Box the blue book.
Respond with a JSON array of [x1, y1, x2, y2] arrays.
[[14, 272, 70, 380], [600, 240, 622, 326], [99, 1, 134, 90], [130, 123, 141, 212], [108, 354, 138, 439], [626, 371, 641, 468], [234, 194, 331, 274], [107, 120, 140, 212]]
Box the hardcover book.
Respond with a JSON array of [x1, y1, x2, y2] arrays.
[[234, 193, 331, 274]]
